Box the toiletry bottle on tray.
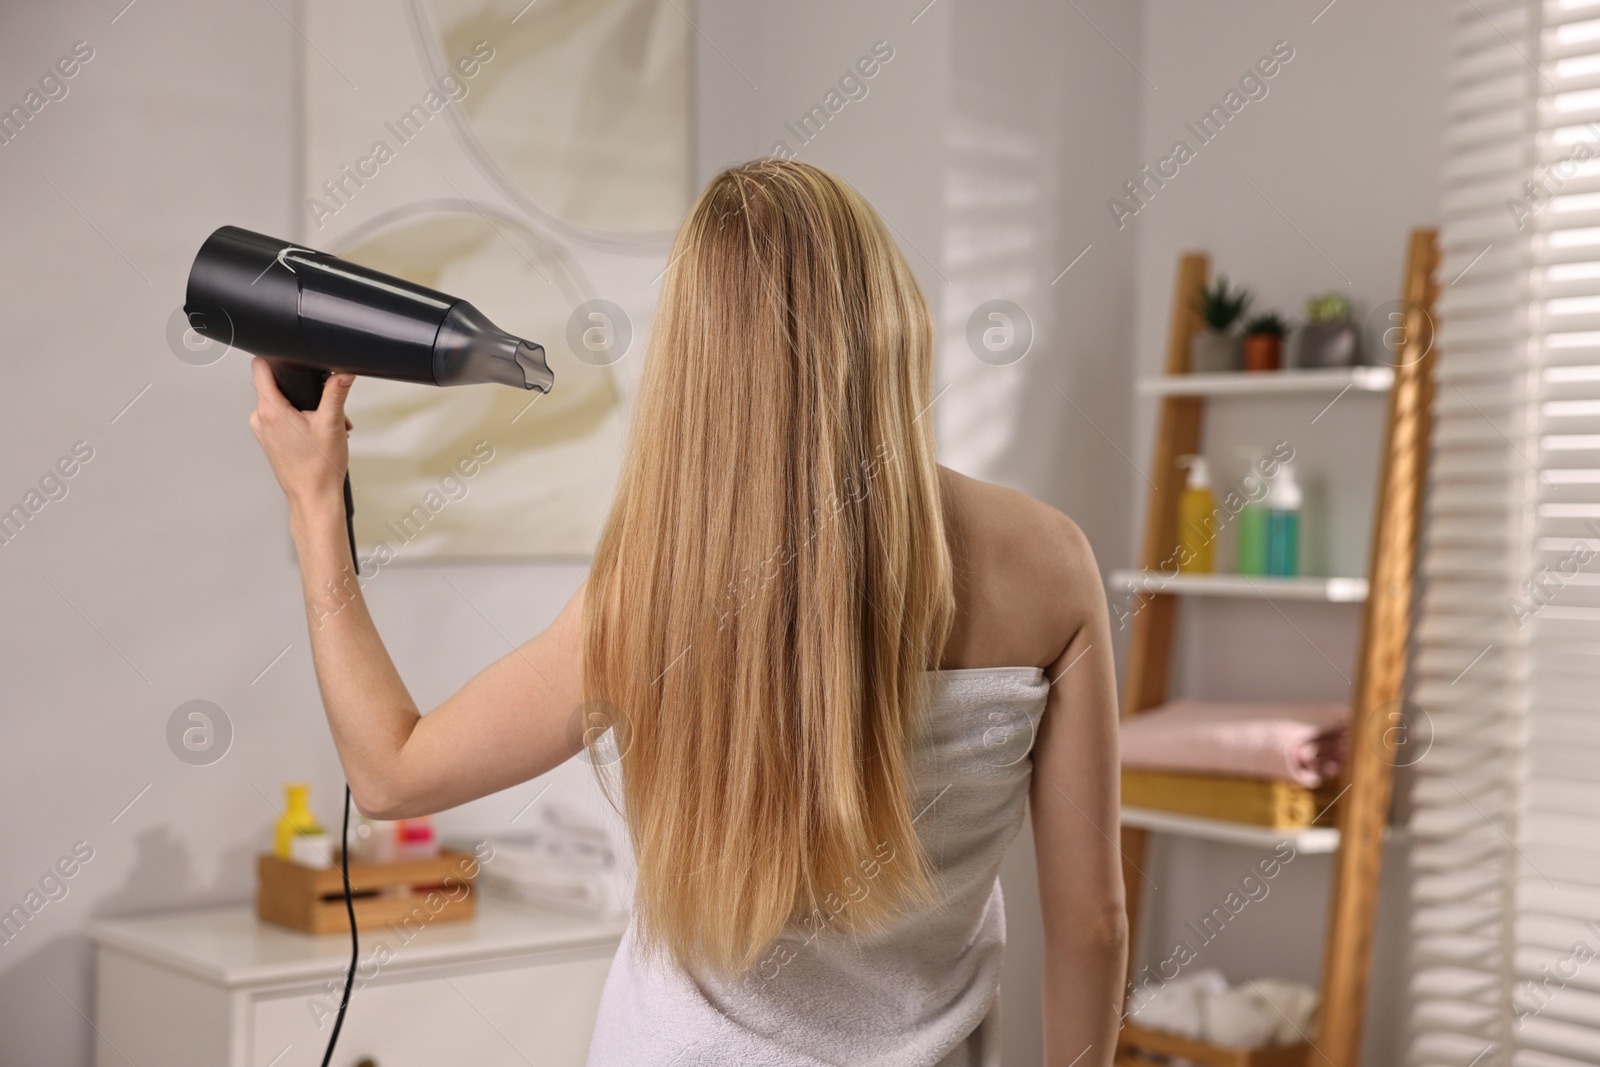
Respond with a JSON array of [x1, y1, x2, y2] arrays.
[[275, 783, 331, 868]]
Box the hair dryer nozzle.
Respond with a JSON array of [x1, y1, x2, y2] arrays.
[[515, 343, 555, 394], [434, 300, 554, 393]]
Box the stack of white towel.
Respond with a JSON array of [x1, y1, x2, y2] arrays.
[[1128, 969, 1318, 1049], [480, 799, 634, 918]]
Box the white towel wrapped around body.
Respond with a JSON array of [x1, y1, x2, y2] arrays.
[[585, 667, 1053, 1066]]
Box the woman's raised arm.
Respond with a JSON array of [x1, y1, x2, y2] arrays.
[[249, 358, 587, 820]]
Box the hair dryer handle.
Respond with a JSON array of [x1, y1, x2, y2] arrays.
[[270, 360, 329, 413]]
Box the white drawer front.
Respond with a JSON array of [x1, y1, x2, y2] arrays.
[[251, 952, 615, 1067]]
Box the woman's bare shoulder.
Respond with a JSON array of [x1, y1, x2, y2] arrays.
[[938, 465, 1103, 670]]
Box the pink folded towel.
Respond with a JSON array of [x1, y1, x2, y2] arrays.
[[1119, 700, 1349, 788]]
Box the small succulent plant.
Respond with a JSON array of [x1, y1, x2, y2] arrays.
[[1305, 292, 1351, 323], [1194, 276, 1252, 333], [1245, 311, 1289, 337]]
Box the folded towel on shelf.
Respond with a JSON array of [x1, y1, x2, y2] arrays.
[[1129, 971, 1318, 1049], [486, 862, 632, 917], [1126, 968, 1229, 1039], [1203, 977, 1318, 1048], [1120, 700, 1349, 787], [481, 799, 634, 918], [1245, 977, 1320, 1044], [1203, 985, 1280, 1049]]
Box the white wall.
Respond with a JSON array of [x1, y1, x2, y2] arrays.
[[0, 4, 593, 1064], [1123, 1, 1448, 1062], [1, 4, 299, 1063]]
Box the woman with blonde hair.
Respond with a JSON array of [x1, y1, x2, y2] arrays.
[[250, 158, 1127, 1066]]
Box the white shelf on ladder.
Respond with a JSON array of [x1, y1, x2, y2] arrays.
[[1135, 365, 1395, 397], [1107, 569, 1370, 603], [1119, 805, 1342, 854]]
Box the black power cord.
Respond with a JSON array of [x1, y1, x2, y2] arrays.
[[320, 470, 361, 1067], [321, 784, 358, 1067]]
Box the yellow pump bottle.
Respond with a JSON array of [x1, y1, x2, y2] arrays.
[[1176, 455, 1216, 574]]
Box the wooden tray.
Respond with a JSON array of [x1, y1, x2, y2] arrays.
[[1117, 1021, 1311, 1067], [1121, 768, 1341, 829], [256, 849, 479, 935]]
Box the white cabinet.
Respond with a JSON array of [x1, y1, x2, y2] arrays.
[[88, 894, 626, 1067]]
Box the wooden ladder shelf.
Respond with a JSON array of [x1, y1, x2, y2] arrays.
[[1114, 230, 1439, 1067]]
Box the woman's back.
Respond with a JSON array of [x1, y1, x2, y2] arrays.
[[936, 465, 1088, 674], [585, 470, 1105, 1066]]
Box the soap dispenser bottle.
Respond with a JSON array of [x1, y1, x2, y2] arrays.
[[1265, 460, 1303, 577], [1236, 448, 1270, 576], [1176, 454, 1216, 574]]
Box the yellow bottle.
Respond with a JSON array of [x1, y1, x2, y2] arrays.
[[1176, 455, 1216, 574], [275, 783, 326, 862]]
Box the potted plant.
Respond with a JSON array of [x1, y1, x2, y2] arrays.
[[1295, 292, 1362, 368], [1243, 311, 1288, 372], [1190, 276, 1251, 373]]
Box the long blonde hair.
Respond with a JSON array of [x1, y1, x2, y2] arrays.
[[581, 159, 955, 977]]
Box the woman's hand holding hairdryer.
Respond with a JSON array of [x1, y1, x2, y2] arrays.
[[247, 356, 356, 517]]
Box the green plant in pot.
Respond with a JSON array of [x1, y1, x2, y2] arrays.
[[1190, 276, 1252, 373], [1243, 311, 1288, 372], [1295, 292, 1362, 368]]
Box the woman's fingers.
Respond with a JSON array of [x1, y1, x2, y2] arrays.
[[246, 359, 353, 506], [318, 373, 356, 432], [249, 358, 307, 436], [250, 356, 286, 414], [248, 360, 354, 437]]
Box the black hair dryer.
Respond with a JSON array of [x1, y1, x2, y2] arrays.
[[182, 227, 555, 1066], [183, 223, 554, 568], [183, 224, 554, 412]]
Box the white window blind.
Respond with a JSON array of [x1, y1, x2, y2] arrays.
[[1411, 2, 1600, 1065]]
